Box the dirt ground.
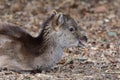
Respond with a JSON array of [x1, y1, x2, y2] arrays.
[[0, 0, 120, 80]]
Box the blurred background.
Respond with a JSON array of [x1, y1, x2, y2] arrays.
[[0, 0, 119, 80]]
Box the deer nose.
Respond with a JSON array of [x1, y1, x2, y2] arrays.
[[78, 36, 88, 47], [80, 36, 88, 42]]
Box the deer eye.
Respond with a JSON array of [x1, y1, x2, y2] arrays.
[[69, 27, 75, 32]]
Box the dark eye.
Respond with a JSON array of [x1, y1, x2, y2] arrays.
[[69, 27, 74, 32]]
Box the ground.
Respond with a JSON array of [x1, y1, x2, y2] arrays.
[[0, 0, 120, 80]]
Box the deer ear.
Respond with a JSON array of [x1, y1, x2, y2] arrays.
[[52, 13, 65, 30], [57, 13, 65, 25]]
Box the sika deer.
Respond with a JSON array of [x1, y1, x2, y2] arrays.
[[0, 11, 87, 72]]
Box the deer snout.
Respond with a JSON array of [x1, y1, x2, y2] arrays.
[[81, 36, 88, 42], [78, 35, 88, 47]]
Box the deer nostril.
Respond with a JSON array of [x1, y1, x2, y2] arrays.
[[82, 36, 88, 42]]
